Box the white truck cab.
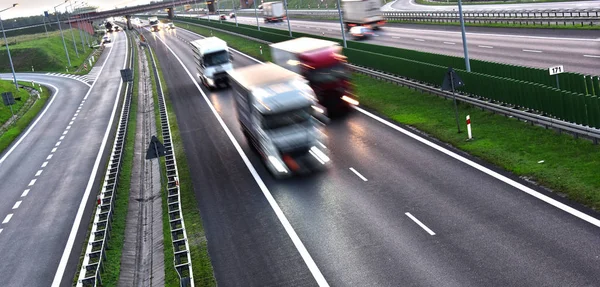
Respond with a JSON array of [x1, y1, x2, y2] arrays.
[[191, 37, 233, 89], [227, 63, 330, 177]]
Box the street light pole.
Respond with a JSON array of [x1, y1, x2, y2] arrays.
[[0, 3, 20, 91], [253, 0, 259, 31], [72, 1, 86, 53], [283, 0, 291, 37], [55, 1, 71, 67], [457, 0, 471, 72], [66, 1, 79, 58], [335, 0, 346, 48], [232, 0, 238, 26]]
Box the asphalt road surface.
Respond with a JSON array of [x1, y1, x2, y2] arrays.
[[0, 30, 128, 287], [205, 15, 600, 75], [389, 0, 600, 11], [140, 23, 600, 286]]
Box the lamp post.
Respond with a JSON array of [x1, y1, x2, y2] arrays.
[[335, 0, 345, 47], [1, 3, 19, 91], [55, 0, 71, 67], [66, 0, 79, 58], [71, 1, 85, 53], [457, 0, 471, 72], [253, 0, 259, 31]]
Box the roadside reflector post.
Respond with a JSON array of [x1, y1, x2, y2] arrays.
[[97, 195, 101, 205], [32, 66, 34, 72], [260, 46, 263, 55], [466, 115, 473, 141]]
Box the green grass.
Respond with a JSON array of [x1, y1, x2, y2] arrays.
[[0, 29, 99, 73], [146, 43, 217, 286], [179, 23, 600, 210], [415, 0, 583, 5], [388, 19, 600, 30], [100, 32, 137, 286], [0, 80, 49, 154]]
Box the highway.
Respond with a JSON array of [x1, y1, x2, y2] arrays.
[[181, 15, 600, 75], [388, 0, 600, 11], [0, 31, 128, 287], [139, 23, 600, 286]]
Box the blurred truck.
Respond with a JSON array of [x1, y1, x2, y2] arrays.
[[263, 1, 286, 22], [149, 16, 160, 32], [191, 37, 233, 89], [342, 0, 385, 31], [227, 63, 330, 177], [270, 37, 358, 115]]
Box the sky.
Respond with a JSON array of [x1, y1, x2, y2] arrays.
[[0, 0, 156, 19]]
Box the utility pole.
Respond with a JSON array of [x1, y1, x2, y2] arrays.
[[458, 0, 471, 72], [55, 1, 71, 67], [0, 3, 20, 91]]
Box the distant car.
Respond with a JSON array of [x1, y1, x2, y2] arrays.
[[165, 22, 175, 29], [113, 25, 120, 31], [102, 35, 111, 43], [349, 26, 373, 40], [220, 14, 227, 20], [229, 12, 236, 19]]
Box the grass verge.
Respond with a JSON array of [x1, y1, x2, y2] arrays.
[[0, 80, 49, 154], [99, 33, 137, 286], [180, 23, 600, 210], [146, 43, 217, 286]]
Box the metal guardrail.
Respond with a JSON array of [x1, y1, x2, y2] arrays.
[[173, 19, 600, 143], [76, 31, 135, 287], [145, 37, 195, 286]]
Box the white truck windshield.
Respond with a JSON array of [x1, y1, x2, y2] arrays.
[[203, 51, 229, 67], [262, 107, 311, 130]]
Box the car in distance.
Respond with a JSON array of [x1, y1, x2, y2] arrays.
[[102, 35, 111, 43], [349, 26, 373, 40]]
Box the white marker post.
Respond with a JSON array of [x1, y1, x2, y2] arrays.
[[466, 115, 473, 140], [548, 65, 564, 89]]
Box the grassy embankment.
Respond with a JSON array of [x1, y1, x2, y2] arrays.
[[146, 41, 217, 286], [0, 29, 99, 74], [0, 80, 50, 154], [181, 22, 600, 210]]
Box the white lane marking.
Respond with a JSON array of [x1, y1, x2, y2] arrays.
[[55, 141, 61, 146], [35, 170, 43, 177], [74, 113, 79, 117], [392, 36, 400, 39], [414, 38, 425, 42], [349, 167, 368, 182], [46, 154, 53, 160], [0, 229, 3, 234], [12, 201, 22, 210], [444, 42, 456, 45], [63, 131, 68, 135], [66, 126, 71, 130], [21, 189, 30, 197], [69, 121, 74, 125], [71, 117, 76, 121], [355, 107, 600, 228], [523, 49, 542, 53], [583, 54, 600, 58], [0, 82, 59, 164], [406, 212, 436, 236], [51, 147, 57, 153], [478, 45, 494, 49], [28, 179, 36, 186], [60, 136, 65, 140], [150, 31, 330, 287], [52, 31, 128, 287], [2, 214, 13, 224], [42, 161, 48, 168]]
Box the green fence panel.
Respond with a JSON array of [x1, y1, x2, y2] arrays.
[[592, 96, 600, 128]]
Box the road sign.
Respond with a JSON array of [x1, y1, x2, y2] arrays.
[[120, 68, 133, 82], [2, 92, 15, 106], [146, 135, 166, 159], [549, 65, 564, 76], [44, 11, 49, 18], [441, 67, 464, 91]]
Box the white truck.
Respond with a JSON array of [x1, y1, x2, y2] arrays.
[[148, 16, 160, 32], [191, 37, 233, 89], [227, 62, 330, 177], [342, 0, 385, 31], [262, 1, 286, 23]]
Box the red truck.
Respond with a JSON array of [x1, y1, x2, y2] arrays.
[[270, 37, 358, 115]]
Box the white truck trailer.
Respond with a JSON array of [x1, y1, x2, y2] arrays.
[[342, 0, 385, 30], [227, 63, 330, 177], [262, 1, 286, 22], [190, 37, 233, 89]]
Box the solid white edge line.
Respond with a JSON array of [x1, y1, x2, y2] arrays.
[[149, 28, 329, 287], [355, 107, 600, 228], [405, 212, 436, 236], [13, 201, 22, 210], [349, 167, 368, 182], [0, 81, 59, 164], [51, 28, 127, 287], [21, 189, 30, 197], [2, 214, 13, 224]]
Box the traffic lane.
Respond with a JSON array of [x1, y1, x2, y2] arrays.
[[141, 27, 319, 286], [392, 0, 600, 11], [0, 33, 127, 287], [231, 16, 599, 74], [0, 74, 88, 216], [173, 26, 600, 285], [323, 112, 600, 286], [171, 27, 468, 286]]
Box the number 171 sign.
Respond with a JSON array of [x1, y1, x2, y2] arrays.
[[549, 65, 564, 75]]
